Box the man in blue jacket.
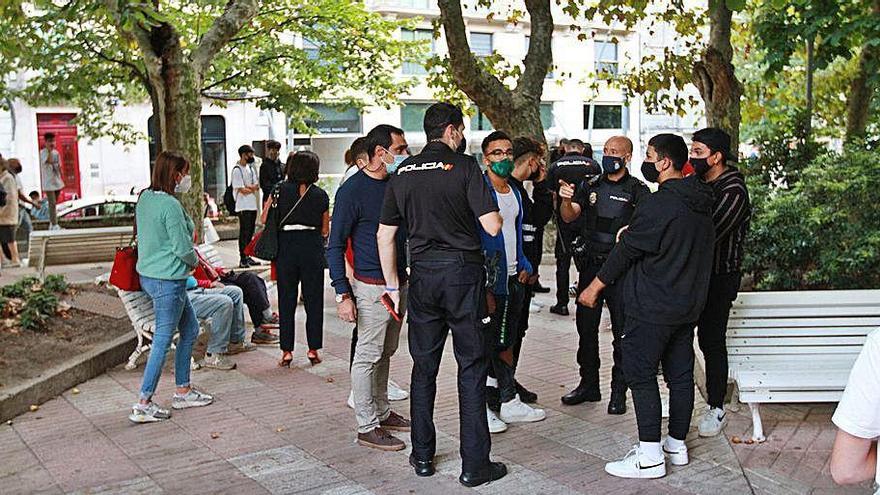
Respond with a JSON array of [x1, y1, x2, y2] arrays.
[[478, 131, 544, 433]]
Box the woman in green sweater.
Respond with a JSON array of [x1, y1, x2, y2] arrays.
[[129, 151, 213, 423]]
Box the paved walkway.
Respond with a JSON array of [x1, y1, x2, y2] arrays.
[[0, 241, 871, 494]]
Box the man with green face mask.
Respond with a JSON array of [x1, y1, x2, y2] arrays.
[[478, 131, 543, 433]]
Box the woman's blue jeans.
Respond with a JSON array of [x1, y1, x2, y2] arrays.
[[138, 275, 200, 401]]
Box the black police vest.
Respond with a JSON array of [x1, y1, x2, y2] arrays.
[[583, 177, 640, 257]]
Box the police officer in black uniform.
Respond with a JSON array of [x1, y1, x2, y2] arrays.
[[558, 136, 649, 413], [377, 103, 507, 487], [546, 139, 600, 315]]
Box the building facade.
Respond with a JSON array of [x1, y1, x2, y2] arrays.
[[0, 0, 703, 202]]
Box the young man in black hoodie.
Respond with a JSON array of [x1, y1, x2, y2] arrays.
[[579, 134, 715, 479], [689, 128, 751, 438]]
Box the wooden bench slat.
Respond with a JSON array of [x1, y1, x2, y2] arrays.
[[730, 306, 880, 318], [729, 327, 875, 338], [728, 336, 867, 347], [728, 317, 880, 328], [739, 390, 845, 403], [729, 345, 865, 355], [733, 290, 880, 306]]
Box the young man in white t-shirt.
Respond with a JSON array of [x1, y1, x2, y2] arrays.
[[39, 133, 65, 230], [232, 144, 260, 267], [831, 328, 880, 492], [478, 131, 544, 434]]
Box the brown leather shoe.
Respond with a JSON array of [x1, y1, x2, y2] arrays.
[[380, 411, 411, 432], [357, 427, 405, 451]]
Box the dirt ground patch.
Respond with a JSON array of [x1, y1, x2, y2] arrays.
[[0, 285, 128, 391]]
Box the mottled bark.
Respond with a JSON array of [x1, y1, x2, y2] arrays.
[[845, 0, 880, 143], [692, 0, 742, 155], [438, 0, 553, 143]]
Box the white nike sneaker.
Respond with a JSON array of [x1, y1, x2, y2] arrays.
[[662, 439, 689, 466], [487, 407, 508, 433], [698, 407, 728, 437], [604, 446, 667, 479], [499, 394, 546, 423], [529, 300, 542, 313], [387, 380, 409, 401]]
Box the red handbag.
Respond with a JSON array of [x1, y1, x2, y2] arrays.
[[110, 245, 140, 291], [244, 231, 262, 257]]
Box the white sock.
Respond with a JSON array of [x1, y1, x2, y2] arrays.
[[486, 376, 498, 387], [262, 308, 273, 319], [665, 436, 686, 451], [639, 441, 663, 463]]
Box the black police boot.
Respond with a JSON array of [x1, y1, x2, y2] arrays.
[[459, 461, 508, 487], [607, 389, 627, 415], [533, 283, 551, 293], [549, 304, 569, 316], [486, 385, 501, 412], [409, 454, 435, 477], [515, 381, 538, 404], [561, 381, 601, 405]]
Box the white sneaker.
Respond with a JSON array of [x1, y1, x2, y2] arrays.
[[604, 446, 667, 479], [128, 402, 171, 423], [698, 407, 728, 437], [499, 394, 546, 423], [529, 300, 542, 313], [347, 390, 355, 409], [662, 439, 689, 466], [387, 380, 409, 401], [49, 224, 61, 231], [171, 388, 213, 410], [487, 407, 508, 433]]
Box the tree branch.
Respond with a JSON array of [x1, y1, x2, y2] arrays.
[[437, 0, 510, 105], [192, 0, 260, 73], [515, 0, 553, 102]]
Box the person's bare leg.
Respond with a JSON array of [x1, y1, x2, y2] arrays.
[[9, 241, 20, 264]]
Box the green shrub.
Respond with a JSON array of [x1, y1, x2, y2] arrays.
[[743, 147, 880, 289], [43, 274, 68, 293], [0, 277, 39, 298], [19, 291, 58, 332]]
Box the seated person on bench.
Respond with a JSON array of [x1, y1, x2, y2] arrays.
[[830, 329, 879, 490], [195, 250, 279, 344], [186, 273, 256, 370]]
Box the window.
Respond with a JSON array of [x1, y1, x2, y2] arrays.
[[525, 36, 553, 79], [147, 115, 227, 202], [303, 104, 362, 134], [470, 32, 493, 58], [395, 0, 434, 9], [595, 40, 618, 76], [583, 104, 627, 130], [303, 38, 321, 60], [401, 29, 434, 75], [470, 107, 494, 131], [540, 103, 553, 129], [400, 102, 433, 132]]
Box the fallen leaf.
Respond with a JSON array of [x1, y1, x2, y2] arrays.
[[745, 438, 755, 445], [210, 432, 220, 439], [731, 436, 742, 444], [275, 427, 285, 432], [326, 377, 335, 383], [6, 420, 12, 426], [71, 388, 80, 395]]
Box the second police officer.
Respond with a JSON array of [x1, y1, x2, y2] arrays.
[[377, 102, 508, 487], [557, 136, 650, 414]]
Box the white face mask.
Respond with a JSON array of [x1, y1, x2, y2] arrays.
[[175, 175, 192, 193]]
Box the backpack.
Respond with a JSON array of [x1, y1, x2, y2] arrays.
[[223, 165, 241, 216]]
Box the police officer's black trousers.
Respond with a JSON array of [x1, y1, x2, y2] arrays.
[[554, 228, 578, 307], [696, 271, 741, 409], [622, 316, 695, 442], [407, 258, 491, 472], [575, 261, 626, 393]]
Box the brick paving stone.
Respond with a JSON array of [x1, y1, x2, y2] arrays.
[[69, 290, 125, 319], [5, 256, 873, 494]]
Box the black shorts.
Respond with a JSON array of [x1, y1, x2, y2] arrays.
[[0, 225, 15, 243]]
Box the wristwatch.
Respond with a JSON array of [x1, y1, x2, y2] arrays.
[[335, 293, 351, 303]]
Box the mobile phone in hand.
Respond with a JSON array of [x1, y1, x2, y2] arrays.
[[380, 293, 401, 322]]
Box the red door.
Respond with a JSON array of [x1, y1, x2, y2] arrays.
[[36, 113, 81, 200]]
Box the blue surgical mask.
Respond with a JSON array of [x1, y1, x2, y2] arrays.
[[387, 154, 407, 174]]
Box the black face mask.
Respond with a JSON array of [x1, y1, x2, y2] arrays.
[[456, 136, 467, 154], [641, 160, 660, 183], [690, 157, 710, 177], [601, 155, 625, 174], [246, 156, 255, 164]]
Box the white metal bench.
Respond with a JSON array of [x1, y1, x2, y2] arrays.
[[117, 289, 206, 371], [28, 226, 133, 278], [195, 242, 269, 274], [727, 289, 880, 442]]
